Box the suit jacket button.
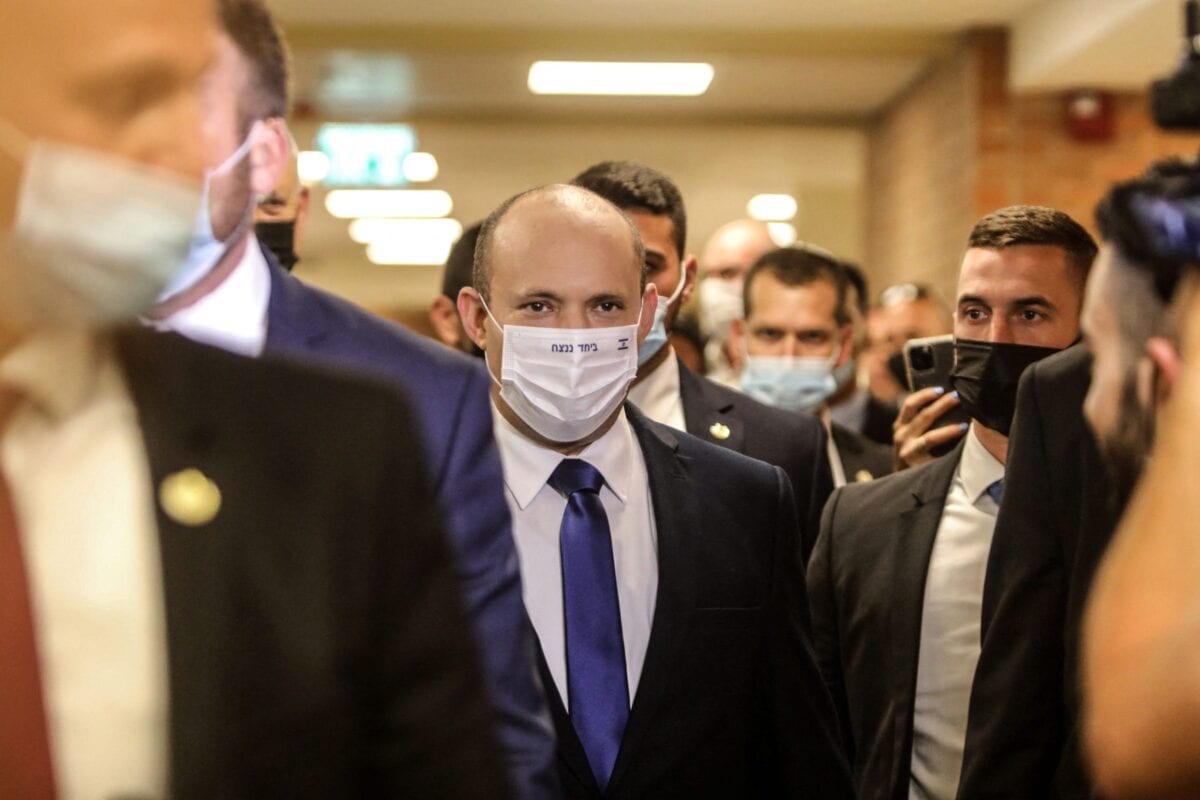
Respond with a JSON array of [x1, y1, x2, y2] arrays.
[[854, 469, 874, 483], [159, 468, 222, 527], [709, 422, 731, 440]]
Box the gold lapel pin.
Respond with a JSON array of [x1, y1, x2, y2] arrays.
[[709, 422, 731, 441], [855, 469, 874, 483], [159, 468, 222, 527]]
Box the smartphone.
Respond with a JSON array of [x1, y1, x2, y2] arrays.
[[903, 335, 970, 454]]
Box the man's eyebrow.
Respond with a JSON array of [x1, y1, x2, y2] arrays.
[[514, 289, 564, 302], [1011, 295, 1055, 309], [957, 294, 990, 308]]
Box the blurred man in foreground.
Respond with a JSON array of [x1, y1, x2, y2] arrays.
[[145, 3, 557, 795], [1081, 160, 1200, 799], [458, 183, 853, 799], [430, 222, 484, 355], [0, 0, 511, 796]]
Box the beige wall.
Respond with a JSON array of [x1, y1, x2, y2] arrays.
[[290, 118, 865, 314]]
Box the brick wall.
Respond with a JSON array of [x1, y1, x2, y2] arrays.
[[865, 28, 1200, 305]]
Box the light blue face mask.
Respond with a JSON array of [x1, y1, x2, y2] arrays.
[[637, 272, 687, 366], [740, 350, 840, 413], [833, 356, 857, 389], [157, 120, 261, 302]]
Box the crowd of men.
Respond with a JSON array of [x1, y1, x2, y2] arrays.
[[3, 0, 1200, 797]]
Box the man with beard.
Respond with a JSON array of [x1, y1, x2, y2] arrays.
[[1075, 160, 1200, 798]]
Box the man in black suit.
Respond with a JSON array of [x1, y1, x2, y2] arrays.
[[457, 183, 853, 799], [0, 0, 511, 796], [572, 161, 833, 560], [729, 246, 893, 486], [808, 206, 1096, 800]]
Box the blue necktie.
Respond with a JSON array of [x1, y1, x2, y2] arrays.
[[986, 478, 1005, 505], [549, 458, 629, 790]]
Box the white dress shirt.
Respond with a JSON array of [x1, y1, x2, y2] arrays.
[[909, 426, 1005, 800], [149, 239, 271, 357], [1, 330, 167, 800], [491, 405, 658, 711], [627, 349, 686, 432]]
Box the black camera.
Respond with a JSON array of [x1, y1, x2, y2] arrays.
[[908, 345, 936, 373], [1152, 0, 1200, 129]]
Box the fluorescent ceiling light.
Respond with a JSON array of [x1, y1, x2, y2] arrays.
[[297, 151, 330, 185], [367, 239, 457, 266], [402, 152, 439, 183], [767, 222, 798, 247], [349, 217, 463, 245], [747, 194, 798, 222], [528, 61, 714, 96], [325, 189, 453, 219]]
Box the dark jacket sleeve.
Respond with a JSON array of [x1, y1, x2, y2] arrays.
[[957, 363, 1068, 799], [768, 467, 855, 798]]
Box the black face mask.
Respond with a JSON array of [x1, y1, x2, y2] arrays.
[[950, 338, 1060, 436], [255, 220, 299, 271]]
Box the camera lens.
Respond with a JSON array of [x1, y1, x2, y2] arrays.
[[910, 346, 935, 372]]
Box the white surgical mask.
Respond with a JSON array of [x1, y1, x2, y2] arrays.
[[697, 276, 744, 341], [638, 273, 687, 366], [0, 117, 200, 328], [740, 346, 840, 414], [482, 298, 641, 443], [158, 120, 261, 302]]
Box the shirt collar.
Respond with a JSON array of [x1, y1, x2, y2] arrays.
[[627, 348, 680, 411], [957, 423, 1006, 506], [491, 402, 636, 510], [0, 328, 110, 422]]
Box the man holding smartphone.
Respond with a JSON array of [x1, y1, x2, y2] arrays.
[[806, 205, 1095, 800]]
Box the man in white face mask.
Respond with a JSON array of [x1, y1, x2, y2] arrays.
[[457, 183, 853, 800], [572, 160, 834, 562], [730, 246, 893, 487]]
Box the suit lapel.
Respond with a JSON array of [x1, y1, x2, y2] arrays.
[[603, 405, 700, 794], [885, 443, 963, 800], [262, 246, 330, 351], [676, 360, 746, 452], [532, 642, 600, 795]]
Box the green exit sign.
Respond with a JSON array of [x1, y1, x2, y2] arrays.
[[315, 124, 417, 187]]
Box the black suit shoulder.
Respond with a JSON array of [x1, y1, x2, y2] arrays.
[[831, 423, 894, 484]]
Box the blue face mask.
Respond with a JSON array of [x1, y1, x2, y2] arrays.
[[637, 272, 688, 366], [833, 355, 857, 389], [157, 120, 261, 302], [740, 350, 840, 413]]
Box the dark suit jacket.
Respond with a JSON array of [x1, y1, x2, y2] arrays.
[[676, 359, 834, 563], [831, 422, 894, 484], [957, 345, 1121, 800], [114, 328, 512, 798], [263, 253, 556, 798], [808, 443, 965, 800], [542, 405, 854, 800]]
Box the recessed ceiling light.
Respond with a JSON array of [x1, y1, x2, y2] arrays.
[[367, 239, 458, 266], [324, 189, 453, 219], [528, 61, 714, 96], [747, 193, 798, 222], [349, 217, 463, 245], [402, 152, 439, 183], [767, 222, 798, 247], [297, 151, 330, 185]]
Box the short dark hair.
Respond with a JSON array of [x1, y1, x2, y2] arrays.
[[840, 261, 869, 317], [218, 0, 290, 128], [968, 205, 1098, 279], [571, 161, 687, 259], [743, 246, 850, 325], [1095, 156, 1200, 302], [473, 185, 646, 302], [441, 222, 483, 300]]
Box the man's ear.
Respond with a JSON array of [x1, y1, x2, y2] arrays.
[[457, 287, 489, 351], [428, 295, 462, 349], [249, 117, 290, 197], [1146, 336, 1183, 402], [837, 324, 855, 366], [680, 255, 699, 305], [638, 284, 659, 342], [728, 317, 745, 360]]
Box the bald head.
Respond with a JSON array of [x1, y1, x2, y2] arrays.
[[701, 219, 776, 282], [0, 0, 214, 224], [473, 183, 646, 303]]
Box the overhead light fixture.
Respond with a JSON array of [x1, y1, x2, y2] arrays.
[[297, 151, 330, 185], [349, 217, 463, 245], [528, 61, 714, 96], [767, 222, 798, 247], [747, 194, 798, 222], [402, 152, 439, 183], [324, 189, 453, 219], [367, 239, 458, 266]]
